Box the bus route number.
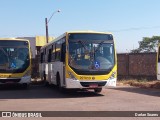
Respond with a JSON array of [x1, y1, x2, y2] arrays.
[[0, 75, 11, 78], [80, 76, 95, 80]]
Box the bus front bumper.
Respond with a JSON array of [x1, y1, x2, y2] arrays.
[[65, 78, 116, 89], [0, 76, 31, 84]]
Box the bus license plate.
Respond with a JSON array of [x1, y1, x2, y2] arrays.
[[89, 84, 98, 88]]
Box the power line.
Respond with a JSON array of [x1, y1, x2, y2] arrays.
[[107, 26, 160, 32]]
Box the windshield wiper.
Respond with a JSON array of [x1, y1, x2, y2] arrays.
[[78, 40, 88, 50], [89, 41, 106, 70], [0, 48, 8, 56], [94, 41, 105, 52]]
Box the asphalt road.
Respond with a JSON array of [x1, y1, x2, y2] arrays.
[[0, 84, 160, 120]]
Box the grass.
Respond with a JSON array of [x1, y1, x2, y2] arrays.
[[117, 79, 160, 89]]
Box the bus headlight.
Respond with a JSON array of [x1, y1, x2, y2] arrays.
[[110, 71, 116, 79], [23, 70, 31, 77], [68, 72, 77, 80]]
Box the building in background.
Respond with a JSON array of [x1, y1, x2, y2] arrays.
[[17, 36, 54, 58], [17, 36, 54, 78]]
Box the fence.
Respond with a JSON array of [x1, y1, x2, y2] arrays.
[[117, 53, 157, 80]]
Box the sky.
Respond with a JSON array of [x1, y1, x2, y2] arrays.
[[0, 0, 160, 53]]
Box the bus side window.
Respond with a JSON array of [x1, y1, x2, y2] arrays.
[[55, 42, 61, 61], [40, 52, 44, 63], [48, 49, 52, 62], [51, 44, 55, 62], [61, 43, 66, 62], [44, 48, 47, 62]]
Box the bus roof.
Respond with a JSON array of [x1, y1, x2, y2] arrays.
[[0, 38, 30, 42], [66, 30, 112, 34], [41, 30, 113, 50]]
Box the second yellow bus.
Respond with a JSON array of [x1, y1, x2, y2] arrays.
[[39, 31, 117, 93]]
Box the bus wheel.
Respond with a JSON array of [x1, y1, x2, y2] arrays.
[[56, 73, 64, 92], [94, 88, 102, 93], [43, 71, 46, 81]]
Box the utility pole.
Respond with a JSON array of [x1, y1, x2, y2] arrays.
[[45, 10, 60, 44], [45, 18, 49, 44]]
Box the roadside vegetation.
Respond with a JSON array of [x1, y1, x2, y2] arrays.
[[117, 79, 160, 89]]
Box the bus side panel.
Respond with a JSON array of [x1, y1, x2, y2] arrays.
[[39, 63, 45, 81], [52, 61, 65, 87], [45, 63, 49, 82], [48, 63, 52, 83], [50, 63, 56, 84]]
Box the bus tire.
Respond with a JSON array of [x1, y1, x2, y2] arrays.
[[94, 88, 102, 93], [43, 71, 46, 81], [56, 73, 65, 92]]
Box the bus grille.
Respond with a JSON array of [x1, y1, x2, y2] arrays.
[[0, 79, 21, 83], [80, 81, 107, 87]]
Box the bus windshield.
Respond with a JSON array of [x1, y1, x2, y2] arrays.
[[68, 33, 115, 75], [0, 40, 30, 73]]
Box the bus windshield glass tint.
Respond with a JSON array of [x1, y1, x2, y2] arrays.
[[0, 40, 30, 73], [68, 34, 115, 74]]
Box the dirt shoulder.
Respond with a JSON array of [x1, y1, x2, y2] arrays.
[[117, 80, 160, 89]]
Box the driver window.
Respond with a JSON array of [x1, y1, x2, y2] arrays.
[[17, 48, 29, 61], [103, 47, 113, 63]]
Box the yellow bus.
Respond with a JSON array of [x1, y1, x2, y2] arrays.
[[39, 31, 117, 93], [0, 38, 32, 88]]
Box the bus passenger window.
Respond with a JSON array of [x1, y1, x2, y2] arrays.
[[48, 49, 52, 62], [40, 52, 44, 63], [61, 43, 66, 62]]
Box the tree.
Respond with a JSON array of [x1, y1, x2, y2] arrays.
[[131, 36, 160, 53]]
